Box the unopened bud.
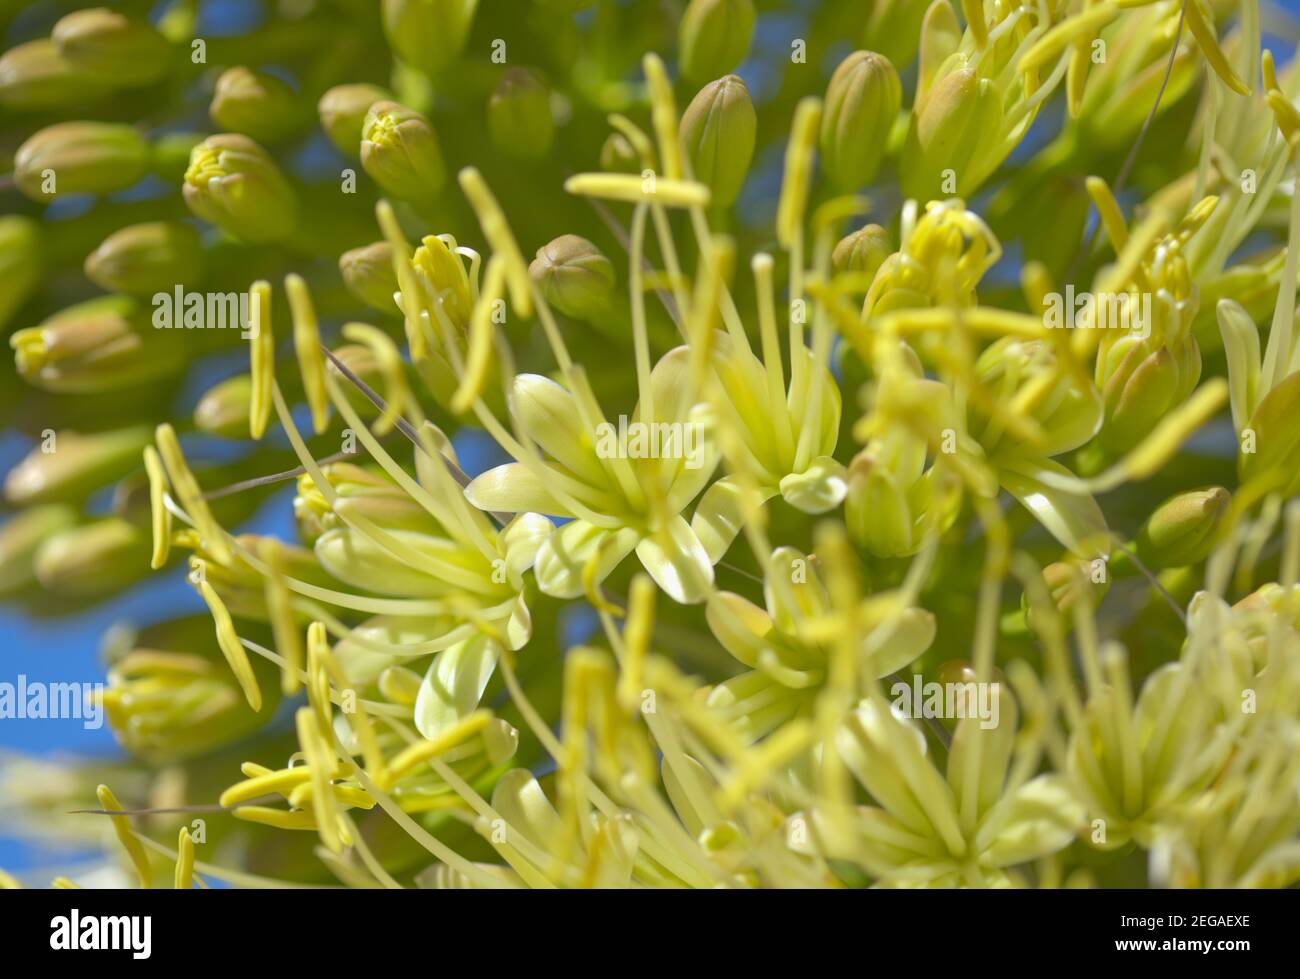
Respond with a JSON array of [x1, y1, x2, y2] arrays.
[[14, 122, 151, 200], [0, 505, 78, 596], [183, 134, 299, 243], [194, 375, 254, 439], [679, 0, 755, 84], [680, 74, 756, 208], [833, 223, 891, 277], [10, 297, 184, 394], [319, 83, 392, 158], [34, 518, 151, 597], [361, 101, 446, 201], [383, 0, 478, 75], [340, 242, 400, 312], [0, 216, 43, 330], [84, 221, 203, 296], [900, 67, 1001, 202], [1240, 372, 1300, 497], [4, 426, 153, 506], [820, 51, 901, 189], [1098, 335, 1201, 454], [488, 69, 555, 159], [52, 8, 170, 87], [529, 235, 614, 320], [0, 40, 103, 112], [1134, 487, 1230, 569], [211, 66, 300, 143]]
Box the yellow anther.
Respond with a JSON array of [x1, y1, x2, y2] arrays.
[[154, 422, 231, 565], [286, 273, 329, 434], [257, 538, 302, 696], [564, 172, 711, 209], [642, 53, 683, 181], [174, 827, 194, 889], [451, 256, 505, 415], [295, 706, 344, 853], [458, 167, 533, 318], [142, 445, 171, 570], [249, 279, 274, 439], [196, 579, 263, 712], [96, 784, 153, 889]]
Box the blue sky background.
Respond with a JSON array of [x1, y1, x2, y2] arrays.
[[3, 0, 1300, 877]]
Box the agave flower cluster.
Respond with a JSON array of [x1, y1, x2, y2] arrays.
[[2, 0, 1300, 890]]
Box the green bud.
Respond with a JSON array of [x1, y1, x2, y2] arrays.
[[1240, 371, 1300, 497], [820, 51, 901, 189], [382, 0, 479, 75], [4, 426, 153, 506], [10, 297, 185, 394], [34, 518, 151, 597], [1098, 334, 1201, 455], [194, 375, 254, 439], [0, 505, 78, 596], [846, 449, 920, 557], [833, 223, 891, 277], [488, 68, 555, 159], [14, 122, 151, 201], [599, 132, 639, 173], [1134, 487, 1230, 569], [900, 66, 1002, 202], [183, 134, 299, 243], [1023, 560, 1110, 630], [0, 216, 43, 331], [340, 241, 400, 312], [103, 642, 280, 763], [84, 221, 203, 296], [529, 235, 614, 320], [296, 463, 439, 543], [210, 66, 300, 143], [51, 7, 171, 87], [679, 0, 755, 85], [361, 101, 446, 201], [0, 39, 104, 112], [680, 74, 756, 208], [319, 83, 392, 158]]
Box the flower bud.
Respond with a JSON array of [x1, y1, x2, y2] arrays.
[[0, 505, 77, 596], [211, 66, 300, 143], [900, 67, 1002, 202], [0, 216, 43, 330], [103, 642, 280, 762], [14, 122, 151, 200], [318, 83, 392, 158], [1097, 333, 1201, 455], [680, 0, 755, 84], [183, 134, 299, 243], [529, 235, 614, 320], [0, 40, 103, 112], [4, 426, 153, 506], [340, 241, 400, 312], [1134, 487, 1230, 569], [411, 234, 473, 328], [862, 0, 930, 68], [833, 223, 891, 277], [820, 51, 901, 189], [680, 74, 756, 208], [34, 518, 151, 597], [361, 101, 446, 201], [488, 68, 554, 159], [295, 463, 439, 543], [599, 132, 639, 173], [194, 375, 254, 439], [1240, 371, 1300, 497], [52, 8, 171, 87], [846, 449, 921, 557], [383, 0, 479, 75], [84, 221, 203, 296], [10, 297, 185, 394]]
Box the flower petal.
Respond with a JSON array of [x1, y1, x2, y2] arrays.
[[414, 635, 501, 740], [634, 515, 714, 604]]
